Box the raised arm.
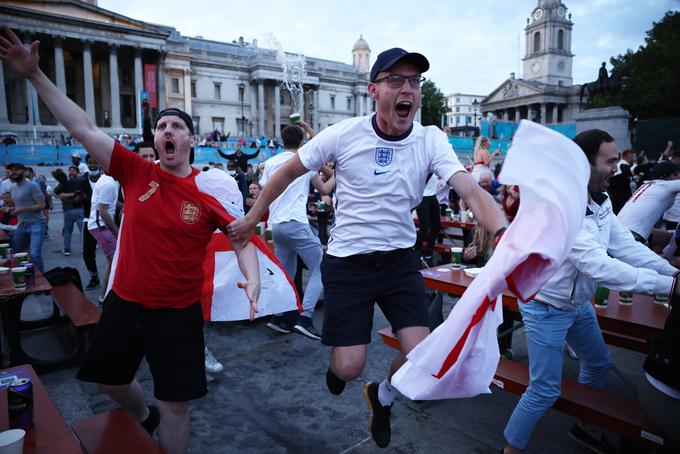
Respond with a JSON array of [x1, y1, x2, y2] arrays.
[[0, 26, 113, 169], [449, 171, 506, 236], [228, 154, 309, 245]]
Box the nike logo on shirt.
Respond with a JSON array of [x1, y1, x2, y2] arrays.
[[374, 170, 390, 175]]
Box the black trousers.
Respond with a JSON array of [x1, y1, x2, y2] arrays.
[[83, 227, 98, 275], [415, 195, 441, 256]]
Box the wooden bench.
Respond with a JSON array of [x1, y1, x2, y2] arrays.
[[51, 282, 101, 362], [72, 408, 164, 454], [377, 328, 676, 450]]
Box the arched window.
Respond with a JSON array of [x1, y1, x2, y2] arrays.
[[558, 30, 564, 50], [533, 32, 541, 52]]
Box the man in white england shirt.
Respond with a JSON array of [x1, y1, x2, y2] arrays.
[[230, 47, 506, 448]]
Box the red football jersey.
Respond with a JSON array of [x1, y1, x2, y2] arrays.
[[107, 142, 243, 309]]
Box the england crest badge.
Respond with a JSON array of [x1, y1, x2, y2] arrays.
[[375, 147, 393, 166]]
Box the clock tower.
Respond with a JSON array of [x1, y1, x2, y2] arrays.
[[522, 0, 574, 86]]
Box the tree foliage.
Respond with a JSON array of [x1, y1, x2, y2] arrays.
[[611, 11, 680, 119], [420, 79, 447, 127]]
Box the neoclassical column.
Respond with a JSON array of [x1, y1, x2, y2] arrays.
[[134, 47, 143, 129], [249, 83, 256, 132], [354, 91, 361, 116], [257, 79, 265, 137], [109, 45, 121, 128], [54, 37, 66, 94], [540, 103, 546, 125], [552, 104, 559, 124], [82, 40, 96, 122], [183, 69, 191, 113], [365, 95, 371, 114], [22, 35, 40, 126], [0, 59, 8, 123], [502, 110, 509, 121], [274, 83, 281, 137], [514, 108, 520, 123], [312, 89, 319, 130]]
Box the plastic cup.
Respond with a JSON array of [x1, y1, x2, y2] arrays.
[[444, 208, 452, 219], [255, 223, 261, 236], [266, 229, 273, 242], [0, 429, 25, 454], [11, 267, 26, 290], [594, 286, 609, 308], [289, 113, 300, 124], [460, 211, 468, 223], [618, 291, 633, 306], [0, 244, 8, 258], [12, 253, 28, 263], [451, 247, 463, 268], [653, 294, 669, 305]]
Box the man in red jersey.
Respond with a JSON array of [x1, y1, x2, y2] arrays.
[[0, 26, 260, 454]]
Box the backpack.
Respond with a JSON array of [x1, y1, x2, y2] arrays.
[[43, 266, 84, 292]]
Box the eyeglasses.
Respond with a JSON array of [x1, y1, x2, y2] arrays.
[[373, 74, 426, 89]]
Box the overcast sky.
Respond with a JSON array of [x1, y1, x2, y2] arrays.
[[100, 0, 679, 96]]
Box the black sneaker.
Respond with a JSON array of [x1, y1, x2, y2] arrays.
[[363, 382, 392, 448], [293, 316, 322, 340], [266, 315, 292, 334], [325, 368, 346, 395], [141, 405, 160, 435], [86, 276, 100, 290], [568, 423, 616, 454]]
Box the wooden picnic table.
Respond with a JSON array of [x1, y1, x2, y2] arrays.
[[414, 217, 475, 230], [0, 364, 83, 453], [0, 230, 10, 242], [420, 266, 668, 353], [0, 268, 57, 370]]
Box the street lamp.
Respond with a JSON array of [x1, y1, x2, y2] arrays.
[[238, 82, 245, 137], [248, 121, 254, 137], [472, 99, 479, 127]]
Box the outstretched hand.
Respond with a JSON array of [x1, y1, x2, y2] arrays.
[[228, 216, 256, 248], [0, 26, 40, 79], [238, 280, 260, 321]]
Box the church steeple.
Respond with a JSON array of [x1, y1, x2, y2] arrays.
[[523, 0, 574, 86]]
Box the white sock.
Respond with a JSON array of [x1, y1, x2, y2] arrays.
[[378, 379, 397, 407]]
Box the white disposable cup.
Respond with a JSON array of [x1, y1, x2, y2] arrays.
[[460, 211, 468, 223], [0, 429, 25, 454]]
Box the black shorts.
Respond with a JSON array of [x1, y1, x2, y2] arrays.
[[77, 291, 207, 402], [320, 248, 429, 346]]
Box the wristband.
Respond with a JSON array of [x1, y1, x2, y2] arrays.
[[494, 226, 507, 247]]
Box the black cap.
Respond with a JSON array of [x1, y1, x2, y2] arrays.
[[6, 162, 26, 171], [370, 48, 430, 82], [154, 108, 195, 165], [652, 161, 680, 180]]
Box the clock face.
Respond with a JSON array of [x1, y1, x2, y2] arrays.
[[531, 62, 540, 74], [558, 6, 566, 17], [533, 8, 543, 20]]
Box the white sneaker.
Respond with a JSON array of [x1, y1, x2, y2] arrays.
[[204, 348, 224, 373]]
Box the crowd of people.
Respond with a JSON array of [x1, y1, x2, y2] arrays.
[[1, 23, 678, 454]]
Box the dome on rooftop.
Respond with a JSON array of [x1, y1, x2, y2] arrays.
[[352, 35, 370, 52]]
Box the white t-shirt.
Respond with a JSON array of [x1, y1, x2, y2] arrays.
[[423, 173, 438, 197], [298, 115, 466, 256], [618, 179, 680, 237], [663, 193, 680, 223], [260, 151, 315, 225], [78, 162, 89, 174], [87, 174, 120, 231]]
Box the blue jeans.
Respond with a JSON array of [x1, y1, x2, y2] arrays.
[[63, 208, 83, 253], [12, 221, 46, 272], [272, 221, 324, 318], [503, 300, 611, 449]]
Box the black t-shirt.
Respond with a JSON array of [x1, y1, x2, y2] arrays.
[[53, 179, 82, 212]]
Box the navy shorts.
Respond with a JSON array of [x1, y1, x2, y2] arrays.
[[77, 291, 207, 402], [320, 248, 429, 346]]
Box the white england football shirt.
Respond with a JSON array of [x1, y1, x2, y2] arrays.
[[298, 115, 465, 257], [618, 179, 680, 237], [260, 151, 315, 225]]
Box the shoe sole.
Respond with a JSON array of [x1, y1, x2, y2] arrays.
[[363, 382, 390, 448], [293, 325, 321, 340], [205, 365, 224, 374], [266, 322, 291, 334]]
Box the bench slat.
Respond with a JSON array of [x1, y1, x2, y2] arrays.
[[51, 282, 101, 327], [72, 408, 164, 454]]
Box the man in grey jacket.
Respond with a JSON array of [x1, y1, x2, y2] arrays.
[[502, 129, 680, 454]]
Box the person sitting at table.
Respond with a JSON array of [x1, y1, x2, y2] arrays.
[[502, 129, 680, 454], [462, 225, 515, 360], [470, 136, 500, 182], [0, 192, 19, 238]]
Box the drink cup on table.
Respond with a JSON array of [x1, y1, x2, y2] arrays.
[[11, 267, 26, 290], [460, 211, 468, 223], [654, 293, 669, 305], [451, 247, 463, 268], [618, 291, 633, 305], [594, 286, 609, 308], [0, 429, 26, 454]]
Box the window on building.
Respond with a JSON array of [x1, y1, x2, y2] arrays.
[[191, 81, 196, 98], [214, 83, 221, 100], [171, 78, 180, 95], [455, 107, 460, 113], [192, 117, 200, 135], [558, 29, 564, 50], [330, 95, 336, 110], [466, 116, 471, 125], [212, 117, 224, 133], [347, 97, 352, 111], [534, 32, 541, 52], [456, 97, 460, 103], [456, 117, 460, 126]]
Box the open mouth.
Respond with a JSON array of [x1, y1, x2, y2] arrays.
[[396, 101, 412, 118], [165, 140, 175, 154]]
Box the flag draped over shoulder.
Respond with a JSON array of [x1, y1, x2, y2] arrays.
[[201, 232, 301, 321], [392, 120, 589, 400]]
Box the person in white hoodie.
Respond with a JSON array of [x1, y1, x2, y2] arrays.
[[502, 129, 680, 454]]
